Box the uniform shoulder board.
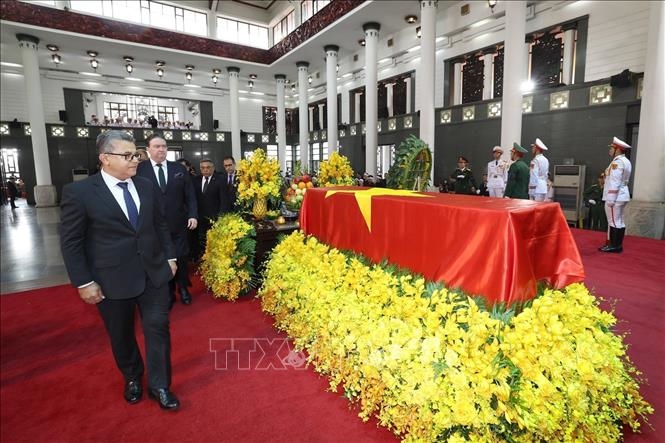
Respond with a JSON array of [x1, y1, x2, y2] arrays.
[[611, 163, 618, 169]]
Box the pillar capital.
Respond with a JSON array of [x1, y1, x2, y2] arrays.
[[227, 66, 240, 75], [363, 22, 381, 33], [275, 74, 286, 81], [324, 44, 339, 53], [296, 61, 309, 68], [420, 0, 439, 8], [16, 33, 39, 50]]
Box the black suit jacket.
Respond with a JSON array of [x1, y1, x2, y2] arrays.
[[194, 172, 227, 223], [60, 173, 174, 299], [221, 173, 238, 213], [136, 160, 197, 256]]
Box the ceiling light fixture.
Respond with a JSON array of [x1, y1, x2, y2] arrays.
[[90, 58, 99, 71], [212, 68, 221, 75], [248, 80, 254, 88], [123, 56, 134, 74], [308, 75, 312, 84], [358, 39, 366, 46], [416, 26, 422, 38], [87, 50, 98, 57], [212, 74, 218, 85], [186, 71, 192, 81], [46, 44, 59, 52], [51, 53, 62, 65], [405, 15, 418, 24], [156, 67, 164, 78], [249, 73, 257, 79], [488, 0, 497, 13]]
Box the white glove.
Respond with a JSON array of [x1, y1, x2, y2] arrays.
[[606, 200, 615, 207], [588, 199, 596, 205]]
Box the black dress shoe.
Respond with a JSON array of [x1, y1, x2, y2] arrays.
[[124, 380, 142, 404], [148, 388, 180, 410], [180, 288, 192, 305]]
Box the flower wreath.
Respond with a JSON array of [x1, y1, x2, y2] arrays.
[[200, 213, 256, 301]]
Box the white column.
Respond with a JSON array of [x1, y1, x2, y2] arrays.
[[561, 27, 575, 85], [325, 45, 339, 152], [500, 1, 527, 155], [363, 22, 380, 176], [275, 74, 287, 173], [293, 2, 302, 27], [16, 34, 56, 206], [405, 77, 412, 113], [297, 61, 310, 172], [453, 62, 463, 105], [354, 92, 362, 123], [318, 104, 325, 130], [524, 40, 532, 81], [626, 0, 665, 239], [227, 67, 241, 160], [483, 52, 494, 100], [386, 83, 394, 117], [309, 107, 315, 131], [207, 10, 217, 39], [418, 1, 437, 185]]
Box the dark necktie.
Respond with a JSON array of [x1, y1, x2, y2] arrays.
[[495, 161, 498, 166], [227, 174, 232, 185], [117, 182, 139, 230], [203, 176, 209, 193], [156, 163, 166, 192]]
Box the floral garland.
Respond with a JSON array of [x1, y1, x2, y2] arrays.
[[199, 213, 255, 301], [236, 148, 282, 204], [317, 151, 355, 187], [259, 231, 653, 442]]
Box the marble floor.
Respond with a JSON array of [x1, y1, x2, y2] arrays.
[[1, 199, 70, 294]]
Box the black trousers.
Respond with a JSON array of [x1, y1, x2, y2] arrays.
[[97, 278, 172, 390]]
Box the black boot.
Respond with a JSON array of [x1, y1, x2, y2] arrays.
[[609, 228, 625, 253], [599, 227, 616, 252]]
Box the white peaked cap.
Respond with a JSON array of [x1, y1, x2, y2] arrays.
[[610, 136, 632, 149], [492, 146, 503, 153], [533, 138, 548, 151]]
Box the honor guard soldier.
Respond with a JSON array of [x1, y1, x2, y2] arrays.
[[504, 143, 530, 199], [487, 146, 509, 197], [449, 156, 477, 195], [529, 138, 550, 201], [599, 137, 632, 253]]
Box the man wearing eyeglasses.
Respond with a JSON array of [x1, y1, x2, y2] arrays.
[[60, 130, 180, 411], [137, 134, 198, 307]]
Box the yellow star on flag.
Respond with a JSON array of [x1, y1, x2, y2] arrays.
[[325, 188, 433, 232]]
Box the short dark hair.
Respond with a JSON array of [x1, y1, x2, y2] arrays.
[[222, 156, 235, 164], [145, 133, 165, 146], [96, 130, 134, 154], [200, 158, 214, 164]]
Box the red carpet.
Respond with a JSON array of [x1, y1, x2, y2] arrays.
[[1, 229, 663, 442]]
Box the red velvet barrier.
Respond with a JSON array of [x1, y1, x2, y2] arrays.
[[300, 187, 585, 304]]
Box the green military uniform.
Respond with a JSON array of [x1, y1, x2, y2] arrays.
[[449, 157, 477, 195], [504, 143, 530, 199], [583, 183, 607, 231]]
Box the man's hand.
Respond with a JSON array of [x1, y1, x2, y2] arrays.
[[79, 282, 105, 305], [588, 199, 596, 205], [169, 261, 178, 276], [606, 200, 615, 208], [187, 218, 198, 230]]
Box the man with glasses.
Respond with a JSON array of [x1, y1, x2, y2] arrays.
[[60, 130, 180, 410], [137, 134, 198, 307]]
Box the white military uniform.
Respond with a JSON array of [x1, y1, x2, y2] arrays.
[[487, 159, 508, 197], [603, 154, 632, 228], [529, 154, 549, 201]]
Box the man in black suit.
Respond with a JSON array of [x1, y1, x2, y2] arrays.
[[194, 158, 226, 259], [60, 130, 180, 410], [137, 134, 198, 307], [221, 156, 238, 213]]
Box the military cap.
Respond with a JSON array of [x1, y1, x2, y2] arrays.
[[609, 136, 631, 150], [492, 146, 503, 153], [532, 138, 548, 151], [512, 142, 528, 153], [457, 156, 469, 163]]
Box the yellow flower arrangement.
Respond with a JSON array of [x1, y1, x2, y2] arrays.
[[199, 213, 255, 301], [259, 231, 653, 442], [317, 151, 355, 187], [236, 148, 282, 204]]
